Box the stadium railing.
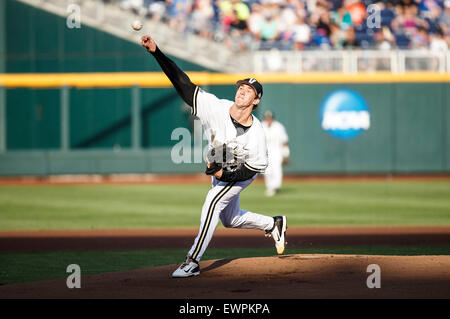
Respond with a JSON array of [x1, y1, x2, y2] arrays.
[[253, 50, 450, 73]]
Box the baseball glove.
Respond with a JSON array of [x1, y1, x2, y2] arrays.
[[205, 143, 237, 176], [282, 144, 290, 166], [207, 143, 236, 165], [205, 161, 222, 175]]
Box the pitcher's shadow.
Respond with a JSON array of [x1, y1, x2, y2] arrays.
[[202, 258, 237, 273]]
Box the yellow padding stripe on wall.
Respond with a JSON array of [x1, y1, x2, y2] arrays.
[[0, 72, 448, 88]]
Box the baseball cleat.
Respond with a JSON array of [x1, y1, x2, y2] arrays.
[[265, 216, 287, 255], [172, 256, 200, 278]]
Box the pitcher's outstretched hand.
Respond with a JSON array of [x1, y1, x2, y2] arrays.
[[141, 35, 156, 53]]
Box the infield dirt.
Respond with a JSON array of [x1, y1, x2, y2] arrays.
[[1, 227, 449, 298], [0, 254, 449, 299], [1, 226, 450, 252]]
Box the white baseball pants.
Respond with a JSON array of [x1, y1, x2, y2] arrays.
[[188, 175, 274, 262], [264, 157, 283, 192]]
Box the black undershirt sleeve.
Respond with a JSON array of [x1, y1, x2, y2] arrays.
[[150, 46, 197, 107], [150, 47, 256, 183], [218, 164, 257, 182]]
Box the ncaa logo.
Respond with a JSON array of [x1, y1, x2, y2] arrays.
[[319, 89, 371, 140]]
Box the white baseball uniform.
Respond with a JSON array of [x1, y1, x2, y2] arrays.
[[187, 88, 275, 262], [262, 119, 289, 193]]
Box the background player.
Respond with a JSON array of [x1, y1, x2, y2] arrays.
[[262, 111, 290, 197], [141, 35, 287, 278]]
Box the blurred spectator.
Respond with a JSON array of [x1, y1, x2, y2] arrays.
[[392, 5, 429, 36], [232, 0, 250, 21], [430, 27, 449, 51], [278, 2, 297, 42], [411, 26, 430, 49], [373, 26, 396, 50], [342, 26, 359, 48], [293, 15, 312, 49], [167, 0, 193, 32], [430, 24, 448, 70], [419, 0, 441, 16], [345, 0, 366, 26], [329, 0, 345, 11], [293, 0, 308, 18], [330, 22, 346, 48], [439, 0, 450, 34], [332, 5, 352, 30], [279, 2, 298, 30], [259, 13, 280, 43], [379, 1, 397, 29], [219, 0, 250, 31], [191, 0, 215, 38], [310, 6, 333, 48], [114, 0, 450, 51], [224, 8, 252, 51], [120, 0, 148, 16], [229, 8, 247, 31], [248, 2, 265, 39], [148, 0, 167, 22]]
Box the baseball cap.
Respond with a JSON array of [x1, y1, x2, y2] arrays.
[[236, 78, 263, 100]]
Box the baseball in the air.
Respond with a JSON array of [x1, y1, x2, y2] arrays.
[[131, 20, 143, 31]]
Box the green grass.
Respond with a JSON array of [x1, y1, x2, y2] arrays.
[[0, 181, 450, 230], [1, 246, 450, 285]]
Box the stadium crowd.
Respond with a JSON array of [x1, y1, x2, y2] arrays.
[[115, 0, 450, 51]]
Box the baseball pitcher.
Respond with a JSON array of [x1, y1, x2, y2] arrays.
[[142, 35, 287, 278]]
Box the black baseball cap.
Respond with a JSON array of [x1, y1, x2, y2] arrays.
[[236, 78, 263, 100]]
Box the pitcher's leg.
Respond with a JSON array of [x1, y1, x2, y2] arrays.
[[220, 196, 274, 231], [188, 181, 236, 262], [231, 209, 274, 230], [220, 198, 287, 254], [273, 163, 283, 190], [264, 163, 277, 196]]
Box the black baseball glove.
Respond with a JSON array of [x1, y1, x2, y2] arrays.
[[205, 161, 222, 175], [207, 143, 236, 164], [205, 143, 236, 175]]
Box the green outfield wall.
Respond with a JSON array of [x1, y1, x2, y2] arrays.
[[2, 0, 210, 150], [0, 81, 448, 175], [254, 82, 449, 174], [0, 0, 449, 175]]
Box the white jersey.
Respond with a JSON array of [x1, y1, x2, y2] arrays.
[[262, 120, 288, 163], [192, 87, 268, 174]]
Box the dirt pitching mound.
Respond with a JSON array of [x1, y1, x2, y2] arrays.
[[1, 254, 449, 299]]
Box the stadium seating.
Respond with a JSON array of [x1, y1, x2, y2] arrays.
[[114, 0, 449, 51]]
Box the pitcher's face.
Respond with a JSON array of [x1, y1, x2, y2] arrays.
[[235, 84, 259, 108]]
